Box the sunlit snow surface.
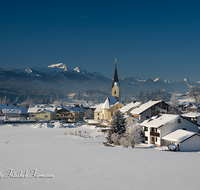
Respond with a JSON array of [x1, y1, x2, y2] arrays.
[[1, 123, 200, 190]]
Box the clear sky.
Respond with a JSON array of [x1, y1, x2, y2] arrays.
[[1, 0, 200, 81]]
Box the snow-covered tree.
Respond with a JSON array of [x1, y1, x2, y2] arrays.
[[107, 110, 126, 144], [126, 119, 144, 148], [84, 109, 94, 119], [20, 96, 33, 108], [171, 93, 178, 107], [188, 86, 200, 103]]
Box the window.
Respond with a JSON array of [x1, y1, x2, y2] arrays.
[[111, 112, 113, 116], [116, 107, 118, 110], [44, 115, 48, 118], [144, 127, 148, 131], [155, 128, 157, 132], [146, 116, 150, 119], [151, 128, 155, 132], [182, 128, 186, 130], [114, 91, 117, 95], [145, 136, 148, 141], [178, 119, 181, 123]]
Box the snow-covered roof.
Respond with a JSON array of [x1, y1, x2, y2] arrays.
[[94, 104, 104, 112], [130, 100, 162, 115], [82, 103, 96, 108], [2, 108, 21, 114], [65, 107, 84, 113], [94, 97, 118, 112], [28, 106, 56, 113], [184, 102, 200, 108], [0, 104, 27, 114], [56, 106, 84, 113], [162, 129, 199, 143], [120, 102, 141, 113], [182, 112, 200, 118], [140, 114, 180, 128], [108, 97, 118, 105], [101, 98, 110, 109]]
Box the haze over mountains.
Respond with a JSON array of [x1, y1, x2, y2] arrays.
[[0, 63, 199, 102]]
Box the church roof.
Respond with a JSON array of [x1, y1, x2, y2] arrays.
[[94, 97, 119, 112]]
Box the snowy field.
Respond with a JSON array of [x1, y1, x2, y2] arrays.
[[1, 123, 200, 190]]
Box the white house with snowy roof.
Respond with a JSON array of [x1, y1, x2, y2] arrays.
[[162, 129, 200, 151], [130, 100, 182, 122], [140, 114, 199, 146], [2, 109, 22, 120], [0, 104, 28, 120], [182, 112, 200, 125]]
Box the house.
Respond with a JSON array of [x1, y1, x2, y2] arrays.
[[140, 114, 199, 146], [0, 103, 28, 119], [120, 101, 142, 116], [182, 112, 200, 125], [28, 105, 56, 121], [130, 100, 182, 122], [162, 129, 200, 151], [1, 109, 22, 120], [56, 106, 84, 122], [184, 102, 200, 112]]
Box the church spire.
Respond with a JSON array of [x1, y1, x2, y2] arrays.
[[112, 58, 119, 88], [112, 58, 120, 100]]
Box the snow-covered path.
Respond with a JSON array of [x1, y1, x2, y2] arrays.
[[0, 124, 200, 190]]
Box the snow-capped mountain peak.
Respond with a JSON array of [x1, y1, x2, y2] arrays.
[[183, 78, 191, 84], [48, 63, 70, 72], [74, 67, 86, 74], [154, 78, 170, 83]]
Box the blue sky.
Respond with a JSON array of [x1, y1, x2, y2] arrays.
[[1, 0, 200, 81]]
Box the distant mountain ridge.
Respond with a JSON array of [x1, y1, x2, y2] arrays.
[[4, 63, 108, 80], [0, 63, 200, 102]]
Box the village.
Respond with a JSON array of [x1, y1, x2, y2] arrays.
[[1, 61, 200, 152]]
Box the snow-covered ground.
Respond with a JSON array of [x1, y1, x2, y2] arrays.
[[1, 123, 200, 190]]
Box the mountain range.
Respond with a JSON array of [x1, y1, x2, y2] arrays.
[[0, 63, 199, 102]]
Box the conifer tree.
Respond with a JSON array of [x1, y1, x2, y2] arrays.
[[107, 110, 126, 144]]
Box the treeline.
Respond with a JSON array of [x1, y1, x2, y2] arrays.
[[137, 89, 171, 103], [73, 89, 110, 103]]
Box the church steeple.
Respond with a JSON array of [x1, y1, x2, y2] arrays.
[[112, 58, 119, 88], [112, 58, 120, 100]]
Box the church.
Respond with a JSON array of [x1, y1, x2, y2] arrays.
[[94, 59, 125, 122]]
